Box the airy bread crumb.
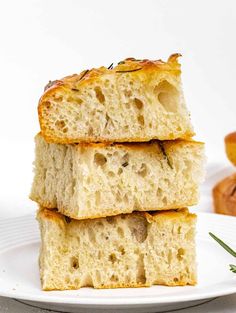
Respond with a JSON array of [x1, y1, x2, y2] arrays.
[[30, 134, 205, 220], [37, 208, 197, 290], [38, 54, 194, 144]]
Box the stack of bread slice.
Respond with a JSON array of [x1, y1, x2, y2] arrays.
[[30, 54, 205, 290]]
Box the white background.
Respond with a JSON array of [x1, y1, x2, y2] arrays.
[[0, 0, 235, 218], [0, 2, 236, 312]]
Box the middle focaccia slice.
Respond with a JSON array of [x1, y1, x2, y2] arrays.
[[30, 134, 205, 219]]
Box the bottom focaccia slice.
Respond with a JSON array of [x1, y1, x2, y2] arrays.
[[37, 208, 197, 290]]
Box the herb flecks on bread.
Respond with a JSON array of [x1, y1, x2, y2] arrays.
[[38, 54, 194, 144]]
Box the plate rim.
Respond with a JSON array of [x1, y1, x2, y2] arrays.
[[0, 212, 236, 306]]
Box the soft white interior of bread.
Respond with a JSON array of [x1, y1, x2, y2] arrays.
[[30, 135, 205, 219], [40, 71, 194, 142], [38, 209, 197, 290]]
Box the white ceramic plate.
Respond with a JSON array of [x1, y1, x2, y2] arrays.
[[0, 212, 236, 313]]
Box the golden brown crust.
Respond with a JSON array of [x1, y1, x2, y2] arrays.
[[34, 192, 198, 220], [38, 207, 194, 224], [40, 131, 196, 145], [225, 132, 236, 166], [213, 173, 236, 216], [36, 132, 203, 150], [38, 54, 196, 144], [42, 278, 196, 290], [41, 54, 182, 96]]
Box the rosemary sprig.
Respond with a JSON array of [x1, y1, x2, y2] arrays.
[[158, 142, 173, 169], [116, 68, 142, 73], [209, 232, 236, 273], [209, 232, 236, 257], [108, 63, 113, 69]]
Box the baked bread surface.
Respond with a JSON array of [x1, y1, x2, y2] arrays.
[[38, 54, 194, 143], [37, 208, 197, 290]]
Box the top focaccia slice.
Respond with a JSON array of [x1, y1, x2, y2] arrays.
[[38, 54, 194, 144]]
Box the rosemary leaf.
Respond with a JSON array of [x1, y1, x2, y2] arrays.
[[116, 68, 142, 73], [158, 142, 173, 169], [122, 161, 129, 167], [230, 264, 236, 273], [108, 63, 113, 69], [79, 69, 89, 81], [71, 88, 79, 92], [209, 232, 236, 257]]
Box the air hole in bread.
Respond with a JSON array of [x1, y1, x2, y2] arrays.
[[123, 194, 128, 203], [134, 98, 143, 110], [129, 217, 148, 243], [88, 229, 96, 243], [137, 115, 144, 126], [117, 227, 124, 238], [156, 187, 163, 197], [136, 254, 146, 284], [62, 127, 68, 133], [55, 95, 63, 102], [118, 168, 123, 175], [174, 277, 179, 282], [96, 270, 101, 283], [108, 171, 115, 177], [106, 216, 115, 224], [109, 253, 117, 264], [43, 101, 51, 109], [94, 153, 107, 166], [185, 229, 194, 240], [162, 196, 167, 206], [119, 246, 125, 255], [125, 103, 131, 109], [88, 126, 93, 136], [86, 200, 91, 209], [137, 163, 148, 177], [155, 80, 178, 113], [75, 97, 83, 105], [71, 256, 79, 269], [95, 86, 105, 104], [55, 120, 66, 130], [121, 153, 129, 167], [124, 89, 132, 97], [95, 191, 101, 206], [168, 250, 172, 263], [116, 191, 122, 202], [177, 248, 185, 260], [110, 274, 118, 282]]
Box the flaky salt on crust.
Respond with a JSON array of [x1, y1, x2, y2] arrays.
[[37, 208, 197, 290], [38, 54, 194, 144]]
